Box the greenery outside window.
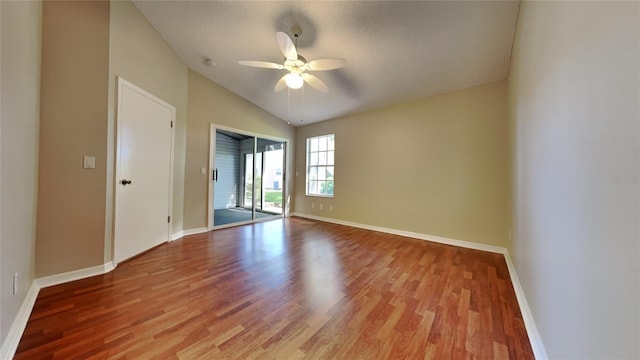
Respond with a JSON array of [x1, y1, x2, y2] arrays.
[[306, 134, 334, 197]]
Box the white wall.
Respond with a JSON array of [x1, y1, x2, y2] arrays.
[[509, 1, 639, 358], [0, 0, 41, 347]]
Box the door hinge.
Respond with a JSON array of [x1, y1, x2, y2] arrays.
[[170, 121, 174, 128], [168, 216, 171, 223]]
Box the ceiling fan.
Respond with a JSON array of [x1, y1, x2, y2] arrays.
[[239, 32, 346, 93]]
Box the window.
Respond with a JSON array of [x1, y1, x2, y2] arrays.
[[306, 134, 334, 197]]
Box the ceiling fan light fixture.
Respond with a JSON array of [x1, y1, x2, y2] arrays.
[[285, 72, 304, 89]]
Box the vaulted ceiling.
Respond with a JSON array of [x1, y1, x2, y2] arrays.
[[133, 1, 520, 126]]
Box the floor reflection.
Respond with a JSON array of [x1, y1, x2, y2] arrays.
[[218, 219, 345, 306], [238, 220, 290, 288], [301, 236, 345, 310]]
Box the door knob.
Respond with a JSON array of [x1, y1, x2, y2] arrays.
[[121, 179, 132, 185]]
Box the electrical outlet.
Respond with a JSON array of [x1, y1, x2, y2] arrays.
[[83, 156, 95, 169], [311, 203, 315, 209], [320, 204, 324, 210], [329, 205, 333, 211], [508, 230, 512, 242], [13, 273, 18, 295]]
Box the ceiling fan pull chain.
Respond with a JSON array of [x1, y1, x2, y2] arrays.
[[287, 87, 291, 117]]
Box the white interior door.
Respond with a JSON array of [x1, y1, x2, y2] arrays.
[[114, 78, 174, 264]]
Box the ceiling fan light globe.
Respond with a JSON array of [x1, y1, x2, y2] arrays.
[[285, 73, 304, 89]]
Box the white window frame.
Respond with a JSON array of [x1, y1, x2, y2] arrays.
[[305, 134, 335, 197]]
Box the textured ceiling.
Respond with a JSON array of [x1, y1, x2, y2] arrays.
[[133, 1, 520, 126]]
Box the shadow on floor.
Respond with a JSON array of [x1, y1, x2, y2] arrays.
[[214, 207, 280, 226]]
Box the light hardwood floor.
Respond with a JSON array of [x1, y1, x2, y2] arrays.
[[16, 217, 534, 359]]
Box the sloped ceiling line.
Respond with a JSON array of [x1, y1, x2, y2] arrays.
[[132, 1, 520, 126]]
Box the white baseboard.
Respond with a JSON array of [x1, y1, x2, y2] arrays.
[[290, 212, 547, 358], [182, 227, 209, 237], [0, 261, 116, 359], [36, 261, 115, 289], [503, 252, 548, 359], [290, 212, 505, 254], [171, 230, 183, 241], [0, 282, 39, 359], [172, 227, 208, 241]]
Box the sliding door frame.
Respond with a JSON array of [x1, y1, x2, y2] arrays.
[[207, 123, 288, 230]]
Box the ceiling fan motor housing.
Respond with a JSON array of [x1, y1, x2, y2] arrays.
[[285, 55, 308, 73]]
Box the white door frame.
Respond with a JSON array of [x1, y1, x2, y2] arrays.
[[208, 123, 287, 230], [114, 77, 175, 265]]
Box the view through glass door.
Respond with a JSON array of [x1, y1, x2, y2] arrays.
[[212, 128, 285, 227], [257, 138, 284, 215]]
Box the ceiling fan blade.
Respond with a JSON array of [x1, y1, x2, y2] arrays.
[[274, 74, 288, 92], [307, 58, 347, 71], [276, 32, 298, 61], [302, 73, 329, 93], [238, 60, 284, 70]]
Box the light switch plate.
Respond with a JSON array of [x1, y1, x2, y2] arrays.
[[201, 167, 207, 175], [83, 156, 96, 169]]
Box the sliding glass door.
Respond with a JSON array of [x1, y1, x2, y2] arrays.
[[211, 127, 285, 228], [258, 138, 284, 215]]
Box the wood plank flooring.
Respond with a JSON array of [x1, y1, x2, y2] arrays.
[[15, 217, 534, 359]]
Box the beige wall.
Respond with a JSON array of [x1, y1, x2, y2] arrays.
[[0, 0, 41, 346], [509, 1, 639, 358], [184, 70, 295, 230], [294, 81, 509, 247], [107, 0, 188, 259], [33, 0, 287, 275], [36, 0, 110, 277]]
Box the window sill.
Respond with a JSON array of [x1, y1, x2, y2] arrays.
[[305, 194, 334, 198]]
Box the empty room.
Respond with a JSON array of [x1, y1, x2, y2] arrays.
[[1, 1, 638, 359]]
